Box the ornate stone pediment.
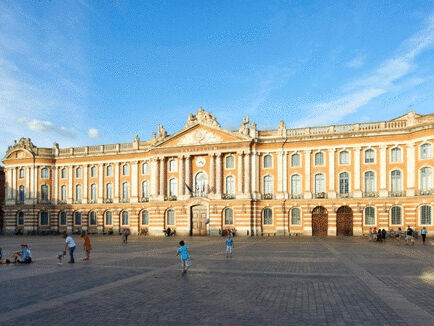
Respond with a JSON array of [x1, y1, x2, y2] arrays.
[[177, 128, 223, 146], [185, 108, 221, 129], [6, 137, 35, 155]]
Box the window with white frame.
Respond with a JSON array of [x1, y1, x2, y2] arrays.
[[263, 208, 273, 225], [89, 211, 97, 226], [121, 211, 129, 225], [420, 143, 432, 159], [122, 182, 129, 200], [141, 210, 149, 225], [74, 211, 82, 225], [106, 183, 113, 199], [291, 174, 301, 195], [291, 208, 301, 225], [314, 174, 325, 193], [391, 206, 402, 225], [263, 155, 272, 168], [169, 178, 177, 196], [168, 159, 177, 172], [364, 171, 375, 192], [166, 209, 175, 226], [19, 185, 25, 201], [19, 168, 24, 179], [291, 153, 300, 167], [263, 175, 273, 194], [75, 167, 82, 178], [364, 149, 375, 163], [75, 184, 82, 201], [106, 165, 113, 177], [225, 175, 235, 195], [41, 185, 49, 201], [224, 208, 234, 225], [105, 211, 113, 225], [122, 164, 129, 176], [60, 185, 67, 201], [61, 168, 67, 179], [364, 206, 375, 225], [339, 151, 349, 164], [391, 170, 402, 192], [420, 167, 432, 191], [90, 166, 97, 178], [142, 162, 149, 174], [420, 205, 432, 225], [142, 180, 149, 198], [225, 155, 235, 169], [314, 152, 324, 166], [339, 172, 349, 194], [90, 184, 97, 201], [59, 211, 67, 226], [390, 147, 401, 163], [41, 168, 49, 179], [17, 211, 24, 226], [40, 211, 49, 226]]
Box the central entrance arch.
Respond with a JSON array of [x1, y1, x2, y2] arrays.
[[191, 205, 208, 236], [312, 206, 328, 236], [336, 206, 353, 236]]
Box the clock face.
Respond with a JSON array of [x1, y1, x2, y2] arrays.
[[196, 157, 206, 167]]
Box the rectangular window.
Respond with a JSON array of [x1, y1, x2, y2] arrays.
[[40, 212, 49, 226], [60, 212, 67, 226], [339, 151, 349, 164], [291, 154, 300, 167], [365, 150, 375, 163], [421, 206, 432, 225]]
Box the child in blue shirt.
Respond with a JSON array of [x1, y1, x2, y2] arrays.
[[176, 240, 191, 274], [226, 235, 234, 258]]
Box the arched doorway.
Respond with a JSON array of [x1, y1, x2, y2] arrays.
[[336, 206, 353, 236], [312, 206, 328, 236], [191, 205, 207, 236]]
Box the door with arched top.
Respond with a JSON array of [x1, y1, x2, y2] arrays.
[[312, 206, 328, 236], [336, 206, 353, 236], [191, 205, 207, 236]]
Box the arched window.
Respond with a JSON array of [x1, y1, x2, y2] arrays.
[[291, 153, 300, 167], [75, 184, 82, 201], [106, 165, 113, 177], [19, 185, 25, 201], [420, 205, 432, 225], [59, 211, 67, 226], [61, 168, 67, 179], [17, 211, 24, 226], [169, 178, 177, 196], [225, 155, 235, 169], [142, 180, 149, 198], [291, 174, 301, 195], [263, 208, 273, 225], [314, 174, 325, 194], [314, 152, 324, 166], [364, 149, 375, 163], [89, 211, 97, 226], [106, 183, 113, 200], [90, 184, 97, 201], [391, 147, 401, 162], [364, 207, 375, 225], [122, 182, 129, 200], [60, 185, 67, 201], [224, 208, 234, 225], [105, 211, 113, 226], [364, 171, 375, 193], [142, 162, 149, 174], [339, 172, 349, 194], [420, 143, 432, 159], [74, 211, 82, 225], [420, 167, 432, 191], [391, 206, 402, 225], [291, 208, 301, 225], [41, 168, 49, 179], [166, 209, 175, 226], [225, 175, 235, 195], [90, 166, 97, 178], [391, 170, 402, 192], [168, 159, 177, 172], [19, 168, 24, 179], [263, 175, 273, 194], [339, 151, 349, 164], [194, 172, 207, 195], [41, 185, 49, 201], [122, 164, 129, 176], [40, 211, 49, 226], [121, 211, 129, 225], [141, 210, 149, 226], [75, 167, 82, 178], [263, 154, 272, 168]]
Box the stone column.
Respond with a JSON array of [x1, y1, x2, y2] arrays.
[[209, 154, 215, 195], [406, 143, 415, 196], [12, 167, 16, 200], [114, 162, 120, 203], [98, 164, 104, 201], [159, 157, 165, 199], [6, 168, 12, 200], [83, 165, 88, 204], [26, 167, 31, 200], [53, 166, 58, 203], [150, 158, 158, 199], [282, 151, 288, 198], [68, 166, 73, 202], [237, 152, 243, 195], [353, 147, 362, 198], [185, 156, 191, 197], [131, 161, 138, 203], [379, 145, 387, 197], [178, 156, 184, 197], [215, 153, 222, 195], [304, 150, 312, 199], [244, 152, 251, 197], [328, 148, 336, 198], [277, 151, 283, 199]]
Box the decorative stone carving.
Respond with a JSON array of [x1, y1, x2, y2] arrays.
[[185, 107, 221, 129], [158, 125, 167, 139], [278, 120, 286, 137], [7, 137, 35, 154], [249, 122, 258, 138], [238, 116, 250, 135], [177, 129, 223, 146]]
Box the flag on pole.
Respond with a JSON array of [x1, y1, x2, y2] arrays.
[[185, 183, 193, 193]]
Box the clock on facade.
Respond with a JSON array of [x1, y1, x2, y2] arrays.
[[196, 157, 206, 167]]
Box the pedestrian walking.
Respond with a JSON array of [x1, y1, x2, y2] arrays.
[[406, 226, 414, 246], [81, 231, 92, 260], [122, 229, 130, 244], [381, 229, 386, 243], [226, 235, 234, 258], [176, 240, 191, 275], [63, 232, 76, 263], [421, 227, 428, 245]]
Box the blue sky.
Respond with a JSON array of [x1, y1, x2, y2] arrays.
[[0, 1, 433, 155]]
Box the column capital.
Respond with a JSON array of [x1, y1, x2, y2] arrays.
[[328, 148, 336, 153], [304, 150, 311, 155], [237, 151, 244, 156], [380, 145, 388, 150], [353, 146, 362, 151], [406, 143, 415, 149]]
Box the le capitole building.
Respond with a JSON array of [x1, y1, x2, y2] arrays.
[[2, 108, 434, 236]]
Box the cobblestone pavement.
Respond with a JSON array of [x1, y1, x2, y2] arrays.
[[0, 235, 433, 326]]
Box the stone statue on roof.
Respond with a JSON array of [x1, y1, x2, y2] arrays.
[[184, 107, 221, 129]]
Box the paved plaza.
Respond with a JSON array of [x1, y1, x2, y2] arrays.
[[0, 235, 433, 326]]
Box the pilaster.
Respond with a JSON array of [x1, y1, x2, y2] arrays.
[[328, 148, 336, 199], [406, 143, 415, 196], [379, 145, 388, 197], [131, 161, 139, 203], [304, 150, 312, 199], [353, 147, 362, 198]]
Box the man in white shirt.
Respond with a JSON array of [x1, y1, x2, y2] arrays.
[[63, 232, 76, 263]]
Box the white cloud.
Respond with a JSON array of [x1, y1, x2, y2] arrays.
[[346, 56, 365, 68], [18, 118, 77, 138], [88, 128, 101, 138]]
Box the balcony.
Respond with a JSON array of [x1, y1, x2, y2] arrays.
[[192, 191, 208, 198], [72, 199, 82, 204], [164, 195, 177, 201], [261, 193, 273, 200], [103, 198, 113, 203], [88, 199, 98, 204], [16, 200, 25, 205], [314, 192, 327, 199], [120, 198, 130, 203], [139, 197, 149, 203], [290, 194, 303, 199], [416, 189, 433, 196], [221, 193, 235, 200], [389, 191, 405, 197], [362, 192, 379, 198], [38, 199, 52, 204], [57, 200, 67, 205], [337, 192, 351, 199]]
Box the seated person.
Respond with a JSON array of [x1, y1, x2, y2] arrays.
[[165, 227, 171, 236], [11, 244, 32, 264]]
